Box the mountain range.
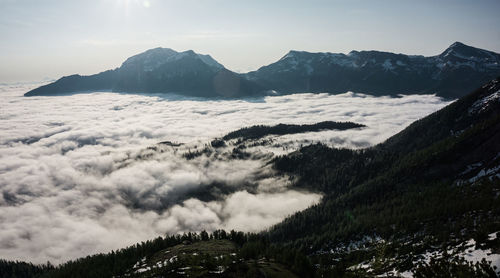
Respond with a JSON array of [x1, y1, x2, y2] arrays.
[[24, 48, 262, 98], [25, 42, 500, 98]]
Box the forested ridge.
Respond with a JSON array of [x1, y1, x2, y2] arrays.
[[267, 77, 500, 276], [221, 121, 364, 142], [270, 77, 500, 246]]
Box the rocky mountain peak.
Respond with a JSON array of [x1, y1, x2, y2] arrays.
[[439, 41, 499, 61], [121, 48, 223, 72]]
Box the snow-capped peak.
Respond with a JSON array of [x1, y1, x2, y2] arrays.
[[440, 42, 499, 61], [197, 53, 224, 69], [121, 47, 224, 71], [449, 41, 466, 49], [279, 50, 306, 61]]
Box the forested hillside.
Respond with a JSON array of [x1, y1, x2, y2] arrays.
[[269, 77, 500, 275]]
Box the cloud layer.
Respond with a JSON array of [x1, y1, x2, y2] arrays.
[[0, 84, 451, 264]]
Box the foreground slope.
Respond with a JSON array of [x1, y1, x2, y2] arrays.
[[272, 77, 500, 240], [270, 77, 500, 274]]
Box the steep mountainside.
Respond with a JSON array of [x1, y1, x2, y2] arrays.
[[269, 77, 500, 275], [245, 42, 500, 98], [25, 48, 263, 98]]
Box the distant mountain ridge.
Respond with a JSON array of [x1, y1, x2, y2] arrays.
[[25, 42, 500, 98], [246, 42, 500, 98], [25, 47, 263, 98]]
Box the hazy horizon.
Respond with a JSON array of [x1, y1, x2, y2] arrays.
[[1, 0, 500, 83]]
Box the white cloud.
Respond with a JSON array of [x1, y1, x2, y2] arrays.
[[0, 83, 451, 264]]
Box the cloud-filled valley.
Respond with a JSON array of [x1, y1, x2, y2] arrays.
[[0, 83, 452, 264]]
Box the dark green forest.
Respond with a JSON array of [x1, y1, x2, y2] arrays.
[[1, 229, 498, 277], [266, 77, 500, 275], [221, 121, 364, 142]]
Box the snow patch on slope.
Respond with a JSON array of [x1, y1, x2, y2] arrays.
[[461, 237, 500, 274], [382, 59, 395, 71], [468, 90, 500, 114], [468, 164, 500, 183], [197, 54, 224, 69]]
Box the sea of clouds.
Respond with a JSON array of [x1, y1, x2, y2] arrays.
[[0, 83, 452, 264]]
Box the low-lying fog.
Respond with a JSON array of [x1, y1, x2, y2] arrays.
[[0, 83, 452, 264]]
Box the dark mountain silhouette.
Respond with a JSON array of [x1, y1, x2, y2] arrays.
[[246, 42, 500, 98], [25, 42, 500, 99], [25, 48, 264, 98]]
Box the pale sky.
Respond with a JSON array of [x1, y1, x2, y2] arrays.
[[1, 0, 500, 83]]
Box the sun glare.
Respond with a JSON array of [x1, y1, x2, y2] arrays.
[[114, 0, 151, 15]]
